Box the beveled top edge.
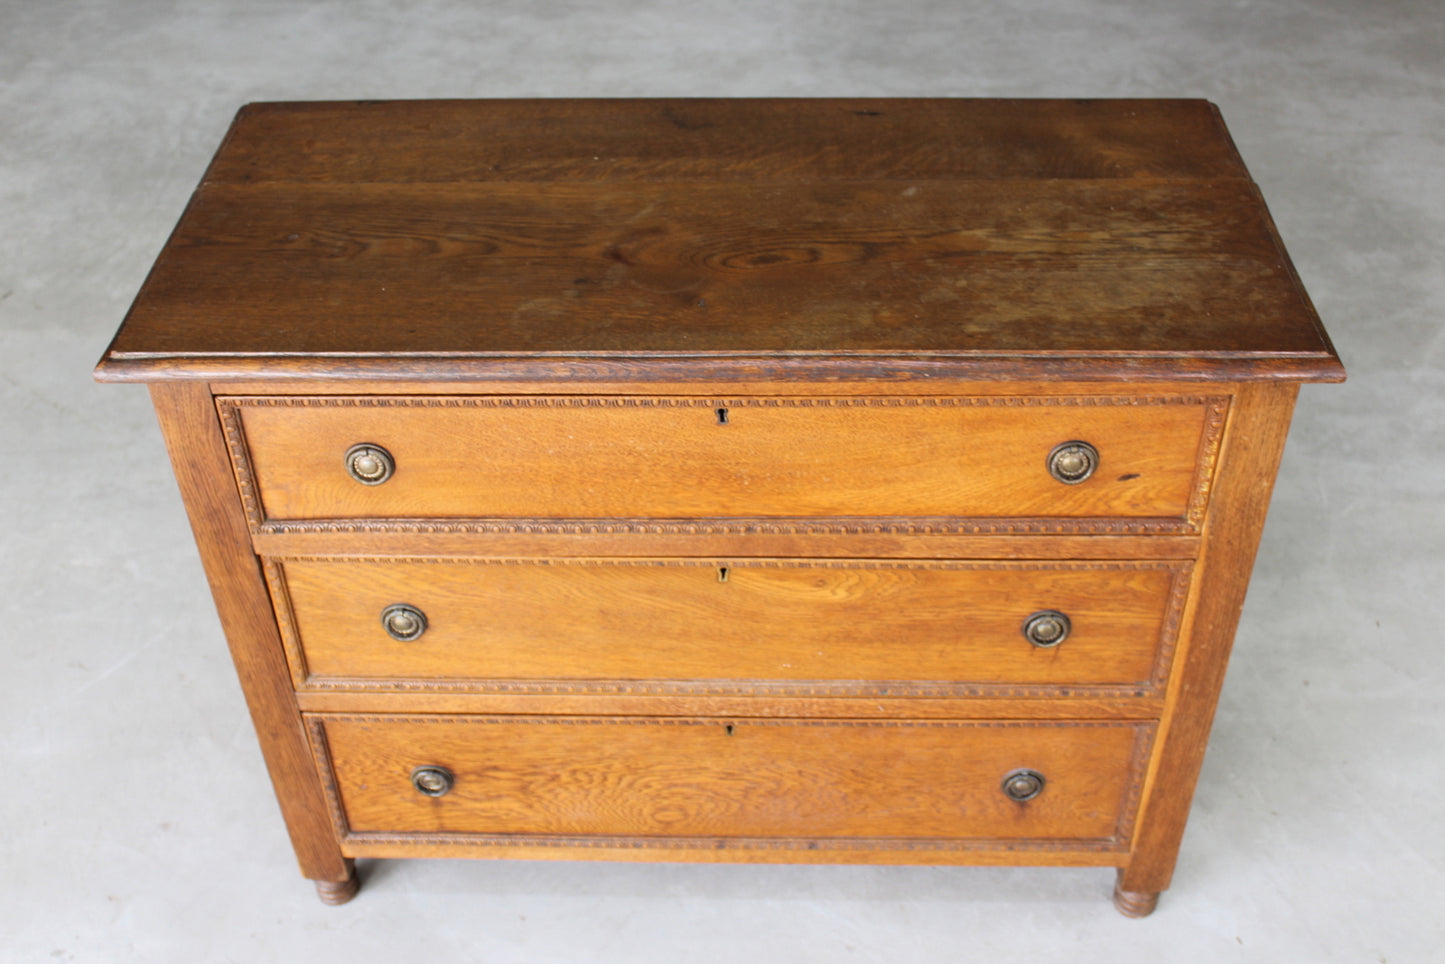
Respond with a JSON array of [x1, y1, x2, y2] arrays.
[[94, 350, 1348, 384]]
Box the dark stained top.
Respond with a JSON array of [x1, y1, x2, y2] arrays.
[[95, 98, 1343, 383]]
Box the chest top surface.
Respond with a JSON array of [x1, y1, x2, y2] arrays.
[[95, 98, 1342, 384]]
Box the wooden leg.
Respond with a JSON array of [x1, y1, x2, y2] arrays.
[[1112, 385, 1300, 920], [314, 861, 360, 905], [150, 384, 354, 888], [1112, 876, 1160, 918]]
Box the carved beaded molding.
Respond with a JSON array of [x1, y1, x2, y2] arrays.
[[305, 716, 1154, 854], [276, 556, 1189, 569], [261, 516, 1196, 536], [343, 832, 1131, 855], [226, 394, 1221, 409], [216, 394, 1230, 536], [263, 559, 312, 689], [266, 557, 1193, 699]]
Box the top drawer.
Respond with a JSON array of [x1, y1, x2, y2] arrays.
[[221, 395, 1225, 526]]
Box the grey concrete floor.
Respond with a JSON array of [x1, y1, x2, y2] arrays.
[[3, 1, 1441, 961]]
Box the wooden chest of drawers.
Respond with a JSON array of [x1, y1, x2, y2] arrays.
[[95, 98, 1342, 915]]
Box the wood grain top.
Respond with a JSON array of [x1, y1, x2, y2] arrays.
[[96, 98, 1343, 383]]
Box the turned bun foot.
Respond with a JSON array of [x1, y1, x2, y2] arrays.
[[315, 870, 360, 905], [1112, 883, 1160, 918]]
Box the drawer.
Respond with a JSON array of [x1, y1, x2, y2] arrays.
[[223, 395, 1224, 524], [311, 714, 1153, 846], [272, 558, 1189, 693]]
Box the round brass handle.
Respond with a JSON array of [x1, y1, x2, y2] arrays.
[[411, 766, 454, 798], [381, 603, 428, 641], [1022, 610, 1071, 648], [1002, 769, 1045, 802], [1047, 440, 1098, 484], [345, 443, 394, 485]]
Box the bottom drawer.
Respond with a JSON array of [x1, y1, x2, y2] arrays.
[[310, 715, 1153, 850]]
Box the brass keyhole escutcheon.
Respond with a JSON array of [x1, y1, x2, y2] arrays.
[[1047, 440, 1098, 484]]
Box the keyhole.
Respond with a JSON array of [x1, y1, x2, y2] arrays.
[[716, 407, 729, 425], [718, 566, 729, 583], [725, 724, 735, 736]]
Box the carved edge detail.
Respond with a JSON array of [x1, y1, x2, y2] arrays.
[[217, 399, 265, 530], [259, 517, 1195, 536], [262, 558, 310, 688], [223, 394, 1219, 410], [1146, 564, 1195, 690], [1184, 396, 1230, 529], [305, 714, 1147, 855], [275, 556, 1190, 571], [342, 831, 1130, 855], [305, 717, 352, 845], [1113, 722, 1159, 847], [299, 677, 1160, 699], [311, 714, 1146, 729]]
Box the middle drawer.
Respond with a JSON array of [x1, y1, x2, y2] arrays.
[[270, 558, 1189, 692]]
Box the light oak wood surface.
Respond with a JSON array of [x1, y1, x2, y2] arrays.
[[228, 394, 1217, 523], [277, 557, 1186, 690], [315, 714, 1150, 843]]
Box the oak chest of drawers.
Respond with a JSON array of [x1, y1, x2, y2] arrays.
[[96, 98, 1343, 915]]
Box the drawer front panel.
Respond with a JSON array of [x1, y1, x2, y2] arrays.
[[313, 715, 1151, 845], [226, 396, 1222, 524], [276, 558, 1187, 691]]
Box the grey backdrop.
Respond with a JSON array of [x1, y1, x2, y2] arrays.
[[3, 1, 1440, 960]]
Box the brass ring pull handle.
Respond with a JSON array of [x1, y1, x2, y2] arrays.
[[345, 443, 394, 485], [1001, 769, 1045, 802], [1047, 440, 1098, 484], [411, 766, 454, 798], [1022, 610, 1071, 648], [381, 604, 428, 641]]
